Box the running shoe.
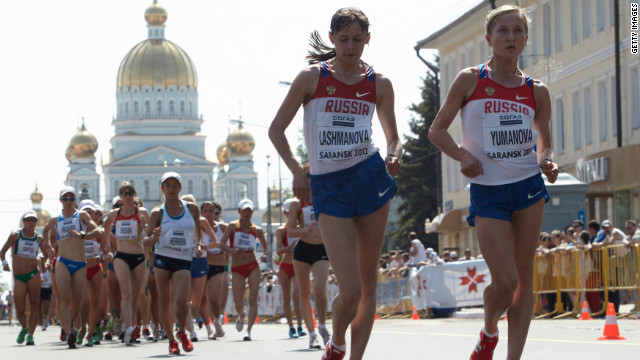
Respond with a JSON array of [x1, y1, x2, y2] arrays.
[[197, 317, 203, 329], [168, 340, 180, 355], [25, 334, 34, 346], [235, 317, 244, 332], [207, 328, 216, 340], [104, 332, 113, 341], [95, 324, 104, 341], [124, 326, 134, 345], [289, 327, 299, 339], [106, 317, 114, 332], [152, 327, 160, 342], [93, 333, 101, 345], [177, 331, 194, 352], [76, 329, 85, 345], [67, 329, 77, 349], [17, 328, 28, 344], [131, 325, 141, 341], [113, 318, 123, 336], [214, 321, 225, 338], [60, 328, 67, 342], [321, 341, 346, 360], [142, 327, 151, 340], [243, 330, 251, 341], [160, 329, 168, 340], [85, 336, 94, 347], [41, 325, 46, 331], [318, 326, 331, 345], [297, 325, 307, 337], [190, 330, 198, 342], [470, 330, 498, 360], [309, 333, 322, 349]]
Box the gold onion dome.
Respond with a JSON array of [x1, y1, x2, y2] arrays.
[[66, 121, 98, 163], [30, 185, 43, 204], [117, 2, 197, 89], [144, 1, 167, 26], [20, 185, 51, 228], [216, 143, 230, 166], [227, 124, 255, 156]]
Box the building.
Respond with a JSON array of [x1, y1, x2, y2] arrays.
[[101, 1, 216, 207], [65, 120, 101, 202], [416, 0, 638, 254]]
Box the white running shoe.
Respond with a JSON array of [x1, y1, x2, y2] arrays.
[[243, 330, 251, 341], [189, 330, 198, 342], [309, 333, 322, 349], [318, 326, 331, 346], [123, 326, 134, 346], [214, 321, 225, 338], [235, 318, 244, 332]]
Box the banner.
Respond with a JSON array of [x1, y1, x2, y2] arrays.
[[410, 259, 491, 309]]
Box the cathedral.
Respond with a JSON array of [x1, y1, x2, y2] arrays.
[[63, 1, 259, 220]]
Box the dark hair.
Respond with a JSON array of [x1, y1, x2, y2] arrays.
[[579, 230, 590, 244], [587, 220, 600, 231], [201, 201, 222, 212], [306, 8, 370, 64], [408, 232, 418, 239]]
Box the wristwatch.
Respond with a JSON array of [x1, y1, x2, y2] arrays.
[[80, 231, 86, 239]]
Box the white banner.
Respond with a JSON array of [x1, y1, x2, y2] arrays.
[[410, 259, 491, 309]]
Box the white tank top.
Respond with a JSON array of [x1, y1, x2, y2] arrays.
[[206, 224, 224, 255], [41, 270, 52, 288], [14, 230, 39, 259], [56, 212, 83, 241], [84, 238, 101, 259], [155, 201, 196, 261]]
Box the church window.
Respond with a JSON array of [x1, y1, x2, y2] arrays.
[[145, 100, 150, 116], [180, 101, 185, 115], [202, 180, 208, 199], [125, 102, 129, 116], [113, 180, 120, 197], [144, 180, 150, 199], [238, 182, 248, 201], [133, 101, 139, 117], [80, 184, 90, 201], [154, 29, 159, 37], [157, 100, 163, 114], [169, 100, 175, 115], [189, 102, 193, 114], [187, 179, 194, 195]]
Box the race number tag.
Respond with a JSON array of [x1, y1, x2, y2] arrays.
[[18, 241, 38, 259], [116, 220, 138, 241], [315, 110, 372, 161], [482, 111, 537, 160]]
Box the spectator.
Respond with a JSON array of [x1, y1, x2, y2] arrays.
[[450, 251, 458, 261], [601, 220, 627, 313], [409, 232, 427, 266], [441, 250, 451, 262], [601, 220, 627, 246], [577, 231, 591, 247], [459, 248, 475, 261], [429, 252, 444, 265], [624, 220, 640, 244], [587, 220, 606, 246], [572, 219, 585, 234], [563, 226, 576, 245]]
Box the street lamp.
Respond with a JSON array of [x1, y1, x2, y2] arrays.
[[266, 155, 273, 270]]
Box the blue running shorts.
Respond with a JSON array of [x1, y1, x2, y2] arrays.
[[310, 152, 397, 219], [467, 173, 548, 226]]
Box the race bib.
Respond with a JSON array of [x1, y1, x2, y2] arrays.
[[17, 241, 38, 259], [482, 111, 537, 161], [116, 220, 138, 241], [302, 205, 318, 228], [84, 239, 101, 258], [235, 232, 253, 250], [315, 110, 372, 161], [158, 228, 193, 258]]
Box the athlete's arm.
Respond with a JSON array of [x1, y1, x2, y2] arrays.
[[275, 227, 288, 255], [102, 211, 116, 241], [269, 67, 319, 203], [428, 67, 483, 178], [144, 208, 162, 247], [375, 73, 402, 177], [45, 218, 58, 255], [199, 217, 220, 250], [533, 80, 559, 184], [187, 203, 202, 256], [284, 200, 308, 238], [0, 232, 18, 271], [217, 222, 236, 254], [255, 227, 269, 263], [37, 234, 49, 264], [77, 211, 100, 239]]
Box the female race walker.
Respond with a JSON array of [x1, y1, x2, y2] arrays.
[[104, 182, 149, 345], [274, 198, 304, 340], [269, 8, 401, 360], [46, 186, 100, 349], [145, 172, 203, 355], [1, 210, 48, 346], [428, 5, 559, 360], [218, 199, 268, 341], [202, 201, 229, 338]]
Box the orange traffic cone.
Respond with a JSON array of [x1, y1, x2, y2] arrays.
[[374, 313, 380, 321], [578, 301, 593, 320], [410, 306, 420, 320], [255, 315, 260, 324], [597, 303, 626, 340], [223, 312, 228, 324], [311, 307, 317, 328]]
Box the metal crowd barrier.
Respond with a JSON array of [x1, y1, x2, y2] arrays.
[[533, 244, 640, 319], [375, 273, 412, 317]]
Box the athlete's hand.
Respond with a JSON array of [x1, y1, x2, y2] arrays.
[[385, 155, 401, 177], [260, 254, 267, 263], [292, 170, 311, 203], [540, 159, 559, 184], [460, 153, 483, 178], [2, 263, 9, 272], [151, 227, 161, 244]]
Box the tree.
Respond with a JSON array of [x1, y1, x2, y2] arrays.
[[391, 57, 440, 251]]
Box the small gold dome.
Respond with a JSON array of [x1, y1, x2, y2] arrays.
[[216, 143, 230, 166], [67, 122, 98, 163], [227, 124, 255, 156], [144, 1, 167, 26], [30, 184, 43, 204]]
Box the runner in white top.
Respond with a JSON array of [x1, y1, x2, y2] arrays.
[[145, 172, 202, 355]]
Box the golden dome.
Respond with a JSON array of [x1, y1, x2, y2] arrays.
[[30, 184, 43, 204], [227, 124, 255, 155], [144, 1, 167, 26], [216, 143, 230, 166], [67, 121, 98, 163]]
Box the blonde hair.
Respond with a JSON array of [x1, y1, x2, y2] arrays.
[[118, 181, 136, 195], [485, 5, 530, 35], [181, 194, 196, 203]]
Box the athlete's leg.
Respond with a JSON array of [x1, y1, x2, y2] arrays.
[[278, 268, 294, 328], [54, 263, 73, 334], [293, 260, 315, 333], [69, 268, 86, 330], [231, 272, 247, 319], [311, 260, 330, 325], [348, 202, 390, 360], [87, 273, 102, 339], [13, 280, 28, 329], [113, 259, 135, 329], [107, 265, 122, 322], [26, 275, 41, 335], [506, 199, 544, 360], [189, 275, 207, 325], [129, 262, 148, 329], [291, 279, 303, 328], [154, 267, 176, 341], [245, 267, 261, 332], [172, 270, 191, 333]]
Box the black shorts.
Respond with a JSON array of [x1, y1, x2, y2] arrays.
[[207, 265, 226, 279], [293, 241, 329, 265], [114, 251, 146, 271], [40, 288, 52, 301], [153, 254, 191, 274]]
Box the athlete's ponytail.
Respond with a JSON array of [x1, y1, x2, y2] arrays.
[[306, 8, 370, 65]]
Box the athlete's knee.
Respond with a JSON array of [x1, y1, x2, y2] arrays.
[[339, 286, 362, 308], [491, 276, 518, 302]]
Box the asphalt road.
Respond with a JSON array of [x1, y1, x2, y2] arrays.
[[1, 311, 639, 359]]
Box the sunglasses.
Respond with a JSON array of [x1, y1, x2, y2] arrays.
[[95, 212, 103, 217], [23, 218, 37, 223], [120, 191, 134, 197], [61, 196, 76, 202], [215, 211, 221, 215]]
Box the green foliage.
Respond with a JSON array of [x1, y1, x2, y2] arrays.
[[391, 57, 441, 251]]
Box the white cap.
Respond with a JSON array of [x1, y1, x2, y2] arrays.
[[79, 199, 97, 211], [426, 247, 434, 253], [161, 171, 182, 185], [59, 186, 76, 198], [601, 219, 612, 227], [283, 198, 296, 213], [430, 252, 438, 260], [450, 251, 458, 259], [22, 210, 38, 220], [112, 196, 121, 206], [238, 198, 254, 210]]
